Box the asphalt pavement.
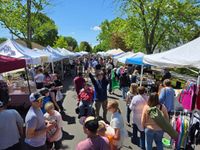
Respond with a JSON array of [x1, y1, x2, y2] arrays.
[[60, 76, 140, 150], [60, 76, 199, 150]]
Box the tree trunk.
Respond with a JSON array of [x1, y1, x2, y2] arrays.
[[27, 0, 32, 48]]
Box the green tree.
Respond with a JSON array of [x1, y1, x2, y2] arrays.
[[0, 38, 7, 44], [98, 18, 141, 52], [65, 36, 78, 51], [32, 13, 58, 47], [0, 0, 51, 48], [54, 36, 68, 49], [116, 0, 200, 54], [79, 41, 92, 53]]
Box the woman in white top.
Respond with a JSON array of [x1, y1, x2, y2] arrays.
[[34, 68, 45, 89], [126, 83, 138, 126], [107, 100, 127, 150]]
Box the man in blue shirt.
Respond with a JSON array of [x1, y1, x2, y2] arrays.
[[159, 79, 175, 113]]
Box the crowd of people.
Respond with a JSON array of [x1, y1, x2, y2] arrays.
[[0, 55, 177, 150]]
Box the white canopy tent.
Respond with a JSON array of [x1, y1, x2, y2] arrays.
[[143, 37, 200, 69], [97, 51, 107, 57], [0, 39, 45, 64], [57, 48, 76, 58], [105, 48, 124, 57], [115, 52, 135, 63], [79, 51, 89, 55], [33, 48, 61, 62]]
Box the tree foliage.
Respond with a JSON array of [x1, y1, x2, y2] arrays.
[[98, 0, 200, 54], [0, 0, 53, 47], [32, 13, 58, 47], [53, 36, 68, 49], [0, 37, 7, 44], [65, 36, 78, 51], [79, 41, 92, 52]]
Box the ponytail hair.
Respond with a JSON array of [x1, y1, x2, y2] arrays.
[[108, 100, 121, 113]]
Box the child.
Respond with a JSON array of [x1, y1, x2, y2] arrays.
[[44, 102, 63, 150], [107, 100, 128, 150], [40, 88, 60, 114], [126, 83, 138, 126]]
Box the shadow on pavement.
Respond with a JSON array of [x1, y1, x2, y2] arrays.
[[62, 130, 75, 140], [127, 131, 132, 137], [61, 112, 76, 124], [107, 95, 119, 100]]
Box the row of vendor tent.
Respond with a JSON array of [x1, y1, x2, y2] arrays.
[[97, 48, 124, 57], [0, 39, 88, 65], [110, 36, 200, 69]]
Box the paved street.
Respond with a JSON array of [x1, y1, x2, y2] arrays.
[[60, 76, 199, 150], [61, 76, 139, 150]]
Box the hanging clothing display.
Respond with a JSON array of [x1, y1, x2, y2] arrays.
[[178, 80, 197, 110]]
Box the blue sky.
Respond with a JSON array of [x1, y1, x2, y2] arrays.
[[0, 0, 118, 46]]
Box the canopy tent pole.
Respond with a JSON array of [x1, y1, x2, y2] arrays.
[[25, 67, 31, 94], [51, 61, 55, 74], [140, 65, 144, 87], [61, 60, 64, 80]]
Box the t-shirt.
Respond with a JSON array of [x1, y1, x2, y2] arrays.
[[34, 73, 45, 83], [44, 110, 63, 141], [129, 94, 148, 131], [25, 106, 46, 147], [76, 136, 110, 150], [74, 76, 85, 94], [110, 112, 127, 149], [0, 109, 23, 149]]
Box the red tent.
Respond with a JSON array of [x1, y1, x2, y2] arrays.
[[0, 55, 26, 73]]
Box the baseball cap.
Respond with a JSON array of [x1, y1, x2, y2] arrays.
[[29, 92, 44, 102], [0, 101, 4, 107]]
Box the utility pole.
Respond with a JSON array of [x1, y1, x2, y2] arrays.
[[27, 0, 32, 48]]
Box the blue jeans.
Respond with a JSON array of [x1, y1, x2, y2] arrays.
[[132, 124, 145, 149], [79, 101, 93, 116], [121, 86, 129, 99], [126, 105, 131, 124], [145, 128, 164, 150]]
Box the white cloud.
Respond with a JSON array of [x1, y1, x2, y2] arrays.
[[91, 26, 101, 31]]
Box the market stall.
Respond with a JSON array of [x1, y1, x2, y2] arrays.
[[0, 39, 46, 65], [0, 55, 34, 109]]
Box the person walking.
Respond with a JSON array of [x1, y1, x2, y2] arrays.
[[141, 93, 169, 150], [119, 69, 131, 100], [107, 100, 127, 150], [129, 86, 148, 149], [74, 72, 86, 96], [24, 92, 55, 150], [0, 100, 24, 150], [159, 79, 175, 115], [126, 83, 138, 126], [89, 70, 109, 121]]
